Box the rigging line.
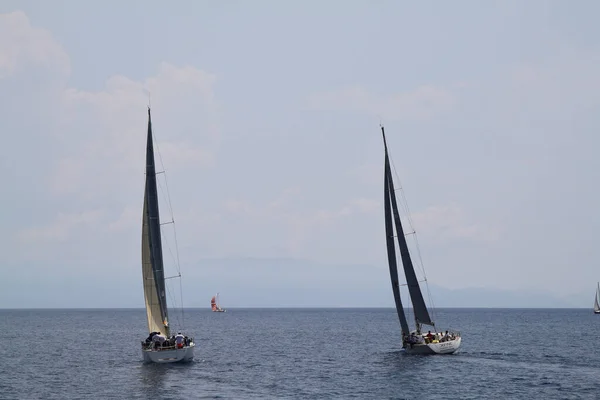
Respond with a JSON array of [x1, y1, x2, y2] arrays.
[[389, 157, 417, 233], [152, 122, 186, 327], [165, 281, 183, 331], [385, 143, 416, 237], [149, 123, 180, 266], [179, 275, 185, 331], [387, 147, 429, 279], [162, 173, 182, 272], [388, 153, 418, 244], [399, 278, 428, 286], [156, 175, 185, 327], [157, 182, 178, 273], [413, 232, 437, 322], [165, 277, 183, 331], [154, 151, 185, 327], [162, 230, 177, 276], [402, 287, 412, 330], [393, 233, 416, 238], [157, 196, 185, 327], [385, 143, 418, 236], [386, 137, 437, 323], [155, 159, 182, 274], [155, 162, 182, 276], [158, 236, 181, 327]]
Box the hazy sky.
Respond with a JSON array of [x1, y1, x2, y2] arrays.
[[1, 1, 599, 308]]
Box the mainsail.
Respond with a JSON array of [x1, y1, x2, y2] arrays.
[[382, 126, 433, 332], [594, 283, 600, 313], [141, 107, 170, 337]]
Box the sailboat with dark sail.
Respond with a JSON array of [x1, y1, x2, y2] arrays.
[[594, 283, 600, 314], [381, 125, 461, 355], [139, 107, 195, 363]]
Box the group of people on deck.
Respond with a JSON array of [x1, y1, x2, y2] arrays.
[[143, 331, 190, 350], [403, 330, 457, 348]]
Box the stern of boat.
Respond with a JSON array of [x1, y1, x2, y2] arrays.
[[427, 336, 461, 354], [404, 331, 462, 355], [142, 342, 195, 364]]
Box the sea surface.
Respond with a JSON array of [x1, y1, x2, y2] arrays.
[[0, 308, 598, 399]]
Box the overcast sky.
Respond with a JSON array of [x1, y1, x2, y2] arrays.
[[1, 1, 599, 308]]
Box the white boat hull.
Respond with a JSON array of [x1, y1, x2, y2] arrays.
[[142, 343, 195, 364], [405, 336, 461, 355]]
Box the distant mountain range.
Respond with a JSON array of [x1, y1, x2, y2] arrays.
[[1, 256, 592, 308], [177, 257, 591, 309], [427, 285, 588, 308]]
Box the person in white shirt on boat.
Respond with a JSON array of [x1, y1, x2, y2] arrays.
[[152, 332, 167, 348], [175, 332, 185, 349], [441, 330, 450, 342]]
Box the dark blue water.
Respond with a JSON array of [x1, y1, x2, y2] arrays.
[[0, 308, 598, 399]]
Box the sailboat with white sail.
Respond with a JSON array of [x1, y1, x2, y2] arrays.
[[381, 125, 461, 355], [594, 283, 600, 314], [211, 293, 226, 313], [139, 107, 195, 363]]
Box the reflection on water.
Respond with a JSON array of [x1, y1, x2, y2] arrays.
[[139, 358, 195, 396], [139, 363, 165, 395]]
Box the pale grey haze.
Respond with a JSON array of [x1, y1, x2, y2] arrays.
[[1, 1, 598, 309]]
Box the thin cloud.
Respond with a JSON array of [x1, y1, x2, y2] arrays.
[[1, 11, 220, 253], [0, 10, 70, 78], [3, 6, 600, 307]]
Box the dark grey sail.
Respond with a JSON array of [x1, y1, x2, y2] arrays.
[[144, 107, 169, 332], [384, 151, 410, 335], [382, 126, 433, 328]]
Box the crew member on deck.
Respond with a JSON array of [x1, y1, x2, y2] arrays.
[[152, 332, 167, 349], [146, 331, 159, 344], [425, 331, 434, 343], [175, 332, 185, 349]]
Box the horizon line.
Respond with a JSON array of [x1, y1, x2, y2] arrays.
[[0, 306, 591, 310]]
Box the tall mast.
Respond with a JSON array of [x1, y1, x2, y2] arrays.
[[381, 125, 433, 331], [382, 126, 410, 335], [145, 107, 170, 335]]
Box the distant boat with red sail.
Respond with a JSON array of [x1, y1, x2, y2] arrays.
[[211, 293, 226, 313]]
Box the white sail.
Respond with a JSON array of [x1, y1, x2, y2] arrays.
[[594, 283, 600, 313], [142, 187, 168, 336]]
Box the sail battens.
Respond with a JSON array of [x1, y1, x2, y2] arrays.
[[382, 126, 433, 331]]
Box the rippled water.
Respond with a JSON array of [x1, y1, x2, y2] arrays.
[[0, 308, 598, 399]]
